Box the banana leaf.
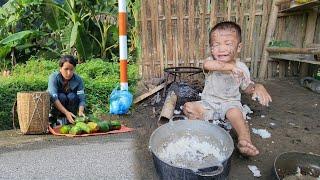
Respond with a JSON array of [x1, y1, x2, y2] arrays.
[[42, 0, 61, 30], [75, 25, 92, 60], [0, 30, 44, 45], [0, 45, 11, 58], [70, 21, 79, 47]]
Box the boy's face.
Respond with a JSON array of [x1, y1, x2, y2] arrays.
[[210, 29, 242, 63]]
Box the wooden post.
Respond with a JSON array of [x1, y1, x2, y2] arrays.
[[287, 62, 292, 77], [165, 0, 173, 66], [188, 0, 195, 65], [177, 1, 184, 66], [151, 0, 162, 77], [200, 0, 206, 60], [279, 61, 286, 78], [267, 61, 273, 78], [141, 0, 148, 80], [236, 0, 243, 27], [258, 0, 291, 79], [258, 0, 279, 79], [256, 0, 270, 78], [209, 0, 217, 28], [292, 62, 299, 76], [301, 10, 318, 77], [249, 0, 256, 76], [227, 0, 232, 21]]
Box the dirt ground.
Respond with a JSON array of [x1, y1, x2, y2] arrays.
[[0, 79, 319, 180], [131, 79, 320, 180]]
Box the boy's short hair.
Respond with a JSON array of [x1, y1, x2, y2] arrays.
[[209, 21, 242, 46], [59, 55, 77, 67]]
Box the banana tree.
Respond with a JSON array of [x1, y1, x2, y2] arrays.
[[43, 0, 93, 60], [88, 0, 118, 59], [0, 0, 138, 63]]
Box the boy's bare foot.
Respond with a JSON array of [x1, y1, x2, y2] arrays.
[[237, 139, 259, 156]]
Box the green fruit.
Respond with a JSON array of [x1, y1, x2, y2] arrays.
[[97, 121, 109, 132], [75, 122, 91, 134], [89, 117, 101, 123], [75, 121, 86, 127], [69, 126, 82, 135], [60, 125, 72, 134], [75, 116, 88, 123], [87, 114, 102, 123], [87, 122, 99, 133], [110, 120, 121, 130], [106, 120, 112, 127]]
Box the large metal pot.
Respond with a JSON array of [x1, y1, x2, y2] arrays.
[[149, 119, 234, 180]]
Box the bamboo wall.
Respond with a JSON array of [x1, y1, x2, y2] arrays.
[[138, 0, 272, 79], [137, 0, 320, 80]]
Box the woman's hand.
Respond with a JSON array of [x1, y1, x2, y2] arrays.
[[78, 111, 85, 117], [78, 106, 85, 117], [65, 111, 76, 124], [53, 100, 76, 123]]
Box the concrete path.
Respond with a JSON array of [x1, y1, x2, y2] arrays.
[[0, 131, 139, 180]]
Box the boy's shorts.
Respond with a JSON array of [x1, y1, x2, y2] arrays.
[[198, 100, 246, 121]]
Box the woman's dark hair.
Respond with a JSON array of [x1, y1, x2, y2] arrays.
[[209, 21, 242, 46], [59, 55, 77, 67]]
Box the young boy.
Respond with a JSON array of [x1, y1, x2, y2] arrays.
[[183, 21, 272, 156]]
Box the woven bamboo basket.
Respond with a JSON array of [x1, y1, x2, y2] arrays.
[[17, 91, 50, 134]]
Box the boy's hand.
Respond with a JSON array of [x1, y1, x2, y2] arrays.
[[231, 66, 244, 83], [231, 66, 243, 77], [252, 84, 272, 106]]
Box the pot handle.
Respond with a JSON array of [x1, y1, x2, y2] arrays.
[[169, 115, 188, 122], [194, 164, 224, 177]]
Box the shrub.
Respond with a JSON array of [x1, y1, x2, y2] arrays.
[[0, 58, 139, 130]]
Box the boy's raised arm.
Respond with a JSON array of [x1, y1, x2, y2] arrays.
[[203, 58, 244, 77], [203, 58, 234, 71]]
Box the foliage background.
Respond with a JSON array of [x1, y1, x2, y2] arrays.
[[0, 0, 141, 130], [0, 0, 141, 66], [0, 59, 139, 130]]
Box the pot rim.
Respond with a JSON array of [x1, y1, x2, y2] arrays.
[[149, 119, 234, 170], [273, 151, 320, 180]]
